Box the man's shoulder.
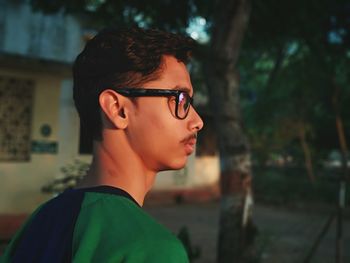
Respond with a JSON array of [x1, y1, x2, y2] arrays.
[[0, 189, 86, 262], [72, 201, 189, 262], [70, 188, 189, 262]]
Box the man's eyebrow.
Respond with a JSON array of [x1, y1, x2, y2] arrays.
[[172, 86, 192, 94]]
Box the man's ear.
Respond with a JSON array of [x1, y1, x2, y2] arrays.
[[99, 89, 128, 129]]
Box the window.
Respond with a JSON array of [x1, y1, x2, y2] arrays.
[[0, 76, 34, 161]]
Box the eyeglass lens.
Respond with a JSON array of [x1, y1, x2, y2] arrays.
[[177, 92, 191, 118]]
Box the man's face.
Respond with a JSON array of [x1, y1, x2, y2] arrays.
[[125, 55, 204, 171]]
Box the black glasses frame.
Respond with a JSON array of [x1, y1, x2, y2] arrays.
[[114, 88, 193, 119]]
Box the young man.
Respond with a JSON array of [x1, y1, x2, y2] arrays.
[[0, 27, 203, 262]]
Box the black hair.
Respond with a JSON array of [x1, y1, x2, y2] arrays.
[[73, 26, 195, 141]]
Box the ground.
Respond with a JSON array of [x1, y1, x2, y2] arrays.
[[145, 202, 350, 263]]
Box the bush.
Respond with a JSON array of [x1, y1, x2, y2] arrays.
[[253, 166, 350, 206]]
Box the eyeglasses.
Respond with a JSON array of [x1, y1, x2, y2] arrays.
[[114, 88, 193, 119]]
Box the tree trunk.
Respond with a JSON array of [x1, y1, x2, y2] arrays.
[[203, 0, 257, 262], [332, 78, 348, 263], [333, 107, 348, 165], [298, 123, 316, 184], [332, 80, 349, 173]]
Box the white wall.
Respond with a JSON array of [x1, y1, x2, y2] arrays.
[[0, 0, 86, 213], [0, 69, 63, 213], [154, 155, 219, 190]]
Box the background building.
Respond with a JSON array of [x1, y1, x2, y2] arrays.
[[0, 0, 219, 214]]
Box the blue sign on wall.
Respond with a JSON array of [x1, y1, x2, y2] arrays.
[[31, 140, 58, 154]]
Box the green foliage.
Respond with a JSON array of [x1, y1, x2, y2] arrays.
[[253, 166, 350, 206], [240, 0, 350, 165]]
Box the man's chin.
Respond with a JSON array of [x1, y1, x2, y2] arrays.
[[158, 159, 187, 171]]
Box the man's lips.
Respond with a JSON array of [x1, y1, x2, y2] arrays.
[[182, 134, 197, 154], [181, 133, 197, 143]]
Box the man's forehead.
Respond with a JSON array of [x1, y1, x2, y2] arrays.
[[144, 56, 194, 95]]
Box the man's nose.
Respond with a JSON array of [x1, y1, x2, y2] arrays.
[[188, 107, 204, 131]]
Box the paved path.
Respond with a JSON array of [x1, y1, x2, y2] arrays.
[[145, 202, 350, 263]]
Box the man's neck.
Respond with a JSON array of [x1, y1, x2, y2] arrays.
[[75, 138, 157, 207]]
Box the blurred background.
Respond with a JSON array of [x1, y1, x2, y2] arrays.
[[0, 0, 349, 262]]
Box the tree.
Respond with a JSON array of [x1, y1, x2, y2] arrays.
[[202, 0, 257, 262]]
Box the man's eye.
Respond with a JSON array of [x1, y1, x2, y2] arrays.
[[169, 97, 176, 104], [179, 92, 186, 103]]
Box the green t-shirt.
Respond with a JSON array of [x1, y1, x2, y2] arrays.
[[0, 186, 189, 263]]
